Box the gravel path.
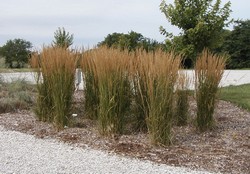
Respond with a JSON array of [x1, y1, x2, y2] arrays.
[[0, 126, 213, 174]]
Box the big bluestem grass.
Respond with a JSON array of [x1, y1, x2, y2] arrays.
[[195, 49, 226, 132], [31, 47, 78, 130], [175, 72, 190, 126], [137, 50, 181, 146], [90, 47, 131, 136], [81, 49, 99, 120]]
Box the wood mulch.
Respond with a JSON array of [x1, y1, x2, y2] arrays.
[[0, 92, 249, 174]]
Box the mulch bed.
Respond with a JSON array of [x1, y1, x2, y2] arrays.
[[0, 95, 249, 174]]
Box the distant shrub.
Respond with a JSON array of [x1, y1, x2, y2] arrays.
[[0, 78, 35, 113], [0, 56, 6, 68]]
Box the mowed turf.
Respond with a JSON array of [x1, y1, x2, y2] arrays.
[[219, 83, 250, 111]]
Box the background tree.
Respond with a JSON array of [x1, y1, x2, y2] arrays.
[[160, 0, 232, 67], [212, 29, 231, 53], [98, 31, 164, 52], [52, 27, 74, 48], [222, 20, 250, 69], [0, 39, 32, 68], [99, 32, 123, 48]]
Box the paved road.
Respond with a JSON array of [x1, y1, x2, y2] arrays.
[[1, 70, 250, 90]]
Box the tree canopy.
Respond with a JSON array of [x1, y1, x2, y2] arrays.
[[223, 20, 250, 69], [160, 0, 232, 67], [0, 39, 32, 68], [52, 27, 74, 48], [98, 31, 164, 52]]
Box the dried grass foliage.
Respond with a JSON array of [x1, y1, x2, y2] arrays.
[[176, 72, 190, 126], [31, 47, 78, 130], [29, 46, 226, 145], [195, 49, 227, 131], [82, 47, 131, 135], [139, 51, 181, 145]]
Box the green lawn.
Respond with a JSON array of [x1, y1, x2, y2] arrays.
[[0, 68, 33, 73], [219, 84, 250, 111]]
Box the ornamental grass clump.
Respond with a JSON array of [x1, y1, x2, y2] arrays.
[[81, 50, 99, 120], [31, 51, 53, 122], [130, 50, 149, 131], [93, 47, 131, 136], [31, 47, 78, 130], [195, 49, 226, 132], [175, 72, 190, 126], [137, 50, 181, 146]]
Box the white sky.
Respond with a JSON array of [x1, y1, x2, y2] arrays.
[[0, 0, 249, 48]]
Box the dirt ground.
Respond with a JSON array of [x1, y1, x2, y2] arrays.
[[0, 93, 249, 174]]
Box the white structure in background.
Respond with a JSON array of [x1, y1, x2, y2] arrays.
[[75, 68, 82, 91], [181, 70, 250, 90], [1, 70, 250, 90]]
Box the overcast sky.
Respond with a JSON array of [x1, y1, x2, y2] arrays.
[[0, 0, 249, 48]]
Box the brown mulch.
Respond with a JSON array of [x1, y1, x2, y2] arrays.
[[0, 93, 249, 174]]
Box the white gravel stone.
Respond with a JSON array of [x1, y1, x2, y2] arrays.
[[0, 126, 214, 174]]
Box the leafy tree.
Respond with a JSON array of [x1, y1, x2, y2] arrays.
[[125, 31, 143, 50], [141, 38, 166, 52], [98, 31, 163, 52], [160, 0, 232, 67], [212, 29, 231, 53], [52, 27, 74, 48], [99, 31, 143, 51], [117, 34, 133, 50], [223, 20, 250, 69], [99, 32, 123, 48], [0, 39, 32, 68]]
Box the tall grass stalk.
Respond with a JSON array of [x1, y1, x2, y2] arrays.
[[81, 49, 99, 119], [130, 50, 149, 131], [91, 47, 131, 136], [175, 72, 190, 126], [31, 47, 78, 130], [195, 49, 226, 132], [31, 51, 53, 122], [137, 50, 181, 146]]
